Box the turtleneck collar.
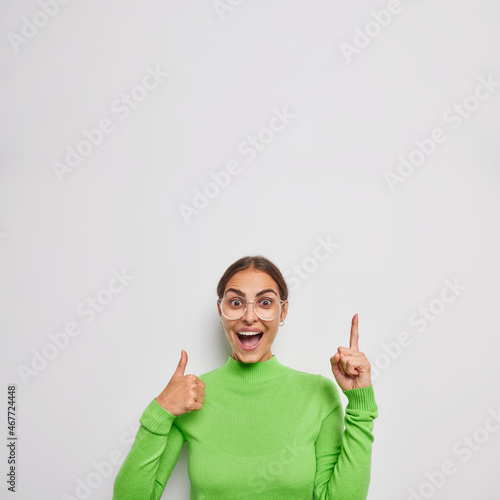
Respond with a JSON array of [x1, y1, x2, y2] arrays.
[[218, 354, 289, 383]]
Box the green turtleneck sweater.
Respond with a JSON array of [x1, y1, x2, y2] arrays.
[[113, 354, 378, 499]]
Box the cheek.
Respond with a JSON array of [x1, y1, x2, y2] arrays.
[[265, 329, 279, 343]]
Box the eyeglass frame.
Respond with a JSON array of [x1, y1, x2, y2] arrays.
[[217, 295, 286, 321]]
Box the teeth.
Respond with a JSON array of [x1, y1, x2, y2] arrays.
[[237, 331, 263, 336]]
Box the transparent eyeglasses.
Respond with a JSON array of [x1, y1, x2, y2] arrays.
[[218, 295, 285, 321]]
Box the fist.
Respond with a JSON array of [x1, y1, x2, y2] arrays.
[[155, 350, 206, 416]]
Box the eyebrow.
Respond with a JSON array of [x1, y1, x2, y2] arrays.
[[224, 288, 278, 298]]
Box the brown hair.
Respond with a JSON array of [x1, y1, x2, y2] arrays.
[[216, 255, 288, 301]]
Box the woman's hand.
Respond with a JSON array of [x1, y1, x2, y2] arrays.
[[155, 350, 206, 416], [330, 313, 372, 391]]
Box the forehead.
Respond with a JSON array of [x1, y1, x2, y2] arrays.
[[224, 269, 278, 294]]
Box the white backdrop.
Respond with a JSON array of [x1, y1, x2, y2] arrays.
[[2, 1, 500, 499]]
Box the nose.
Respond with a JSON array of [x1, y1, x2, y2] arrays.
[[241, 300, 259, 322]]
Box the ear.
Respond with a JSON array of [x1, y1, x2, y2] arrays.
[[280, 300, 289, 322]]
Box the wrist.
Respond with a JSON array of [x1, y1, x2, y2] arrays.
[[343, 385, 378, 412], [155, 396, 175, 415]]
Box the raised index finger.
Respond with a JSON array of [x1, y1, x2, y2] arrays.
[[350, 313, 359, 351]]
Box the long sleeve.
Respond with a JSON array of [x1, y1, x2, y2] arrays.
[[314, 378, 378, 500], [113, 398, 186, 500]]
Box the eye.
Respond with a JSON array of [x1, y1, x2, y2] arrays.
[[228, 297, 244, 307], [259, 297, 274, 307]]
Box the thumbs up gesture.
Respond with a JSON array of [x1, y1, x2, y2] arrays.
[[155, 350, 206, 416], [330, 314, 372, 391]]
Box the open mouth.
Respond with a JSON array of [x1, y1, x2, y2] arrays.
[[236, 331, 264, 350]]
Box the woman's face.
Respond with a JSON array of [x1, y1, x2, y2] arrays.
[[217, 268, 288, 363]]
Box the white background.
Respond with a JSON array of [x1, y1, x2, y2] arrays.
[[2, 1, 500, 499]]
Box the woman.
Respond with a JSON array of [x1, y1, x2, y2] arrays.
[[113, 255, 378, 499]]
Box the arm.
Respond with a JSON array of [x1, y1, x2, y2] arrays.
[[113, 398, 186, 500], [314, 379, 378, 500]]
